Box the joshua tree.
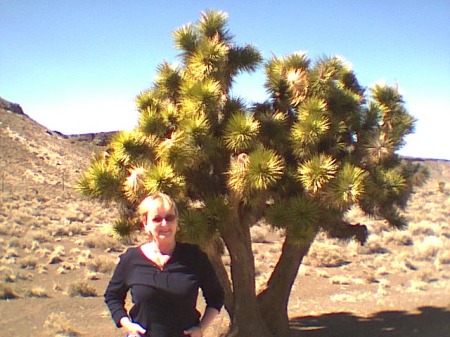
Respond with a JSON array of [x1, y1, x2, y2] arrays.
[[78, 10, 428, 337]]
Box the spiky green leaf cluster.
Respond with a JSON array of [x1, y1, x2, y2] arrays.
[[177, 209, 210, 244], [297, 154, 337, 193], [76, 158, 122, 203], [326, 163, 368, 210], [266, 195, 321, 241], [227, 149, 284, 195], [223, 112, 260, 152]]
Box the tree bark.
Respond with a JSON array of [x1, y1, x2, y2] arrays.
[[202, 236, 234, 318], [221, 217, 273, 337], [257, 233, 315, 337]]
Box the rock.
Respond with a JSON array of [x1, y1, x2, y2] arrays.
[[0, 96, 25, 115]]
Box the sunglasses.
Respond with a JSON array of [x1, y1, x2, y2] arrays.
[[150, 214, 177, 224]]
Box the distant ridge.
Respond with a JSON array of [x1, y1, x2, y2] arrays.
[[0, 96, 24, 115], [65, 131, 117, 147], [402, 156, 450, 163], [0, 96, 116, 147]]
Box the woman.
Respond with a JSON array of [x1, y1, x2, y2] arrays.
[[104, 192, 224, 337]]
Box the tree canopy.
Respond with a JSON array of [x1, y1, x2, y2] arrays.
[[78, 10, 428, 337]]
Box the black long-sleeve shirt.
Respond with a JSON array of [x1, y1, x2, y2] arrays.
[[104, 242, 224, 337]]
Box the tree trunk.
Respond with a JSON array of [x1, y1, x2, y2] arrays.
[[202, 236, 234, 318], [257, 233, 315, 337], [221, 217, 272, 337]]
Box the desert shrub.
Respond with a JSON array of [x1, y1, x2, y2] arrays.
[[329, 275, 352, 285], [304, 242, 350, 267], [250, 224, 272, 243], [7, 236, 33, 249], [4, 247, 19, 258], [391, 253, 417, 272], [16, 215, 34, 226], [53, 282, 63, 292], [374, 264, 390, 277], [0, 282, 19, 299], [35, 247, 52, 258], [87, 255, 116, 274], [50, 226, 71, 237], [18, 256, 38, 269], [414, 236, 443, 261], [85, 271, 100, 280], [74, 249, 92, 266], [357, 239, 389, 255], [385, 230, 413, 246], [363, 272, 379, 284], [409, 221, 440, 237], [67, 280, 98, 297], [408, 280, 428, 291], [68, 223, 90, 235], [55, 244, 66, 254], [47, 245, 65, 263], [31, 229, 52, 243], [26, 287, 49, 298], [43, 312, 81, 337], [418, 271, 438, 283], [9, 223, 26, 237], [0, 223, 11, 235], [1, 267, 32, 283], [440, 223, 450, 237], [57, 262, 77, 273], [436, 249, 450, 265], [84, 235, 123, 252], [0, 266, 16, 283], [65, 211, 88, 223]]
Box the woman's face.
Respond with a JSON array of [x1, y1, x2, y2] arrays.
[[143, 199, 178, 242]]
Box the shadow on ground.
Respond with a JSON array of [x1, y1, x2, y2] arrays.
[[290, 306, 450, 337]]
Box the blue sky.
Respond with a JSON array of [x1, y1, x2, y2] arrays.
[[1, 1, 449, 160]]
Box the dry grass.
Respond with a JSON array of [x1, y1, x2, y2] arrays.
[[87, 255, 116, 274], [84, 235, 124, 252], [18, 256, 39, 269], [414, 236, 443, 261], [304, 240, 350, 268], [25, 286, 50, 298], [0, 223, 11, 235], [0, 282, 20, 299], [67, 280, 98, 297], [43, 312, 81, 337], [384, 229, 414, 246], [31, 229, 53, 243]]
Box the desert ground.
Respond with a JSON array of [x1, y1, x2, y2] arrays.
[[1, 105, 449, 337]]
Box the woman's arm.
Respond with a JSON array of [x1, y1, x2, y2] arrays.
[[183, 246, 224, 336], [104, 252, 131, 327], [199, 307, 220, 331], [197, 248, 225, 312]]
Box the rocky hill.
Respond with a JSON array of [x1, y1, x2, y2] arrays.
[[0, 97, 121, 192]]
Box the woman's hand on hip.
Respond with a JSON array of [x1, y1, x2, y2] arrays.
[[183, 325, 203, 337], [120, 316, 146, 336]]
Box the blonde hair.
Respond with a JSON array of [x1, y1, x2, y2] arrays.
[[138, 192, 179, 224]]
